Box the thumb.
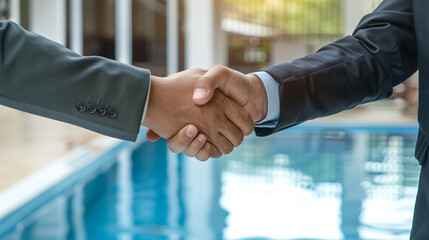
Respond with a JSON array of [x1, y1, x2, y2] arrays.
[[193, 65, 228, 105], [146, 129, 161, 142]]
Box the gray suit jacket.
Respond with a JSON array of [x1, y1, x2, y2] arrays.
[[0, 21, 150, 141]]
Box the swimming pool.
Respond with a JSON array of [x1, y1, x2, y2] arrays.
[[0, 125, 421, 240]]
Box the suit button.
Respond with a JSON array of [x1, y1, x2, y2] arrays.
[[76, 102, 87, 112], [98, 107, 107, 116], [107, 109, 117, 119], [87, 104, 97, 114]]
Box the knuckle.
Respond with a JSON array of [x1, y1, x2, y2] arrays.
[[197, 68, 207, 74], [230, 129, 244, 148], [167, 140, 186, 154], [236, 133, 244, 147], [244, 122, 255, 136], [223, 144, 233, 155], [168, 145, 180, 154], [213, 64, 228, 75], [236, 111, 248, 125], [192, 68, 205, 75], [184, 151, 195, 158], [196, 154, 209, 162], [213, 64, 224, 70], [196, 147, 211, 161], [210, 146, 222, 158], [198, 76, 213, 87], [239, 112, 254, 135]]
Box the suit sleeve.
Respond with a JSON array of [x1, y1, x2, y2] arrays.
[[0, 21, 150, 141], [255, 0, 418, 136]]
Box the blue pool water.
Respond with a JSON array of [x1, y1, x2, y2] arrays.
[[0, 126, 421, 240]]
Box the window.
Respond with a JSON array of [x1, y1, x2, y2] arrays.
[[0, 0, 9, 20], [222, 0, 344, 72], [132, 0, 167, 76], [82, 0, 116, 59]]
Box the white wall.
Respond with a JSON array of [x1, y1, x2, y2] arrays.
[[270, 0, 373, 65], [115, 0, 132, 64], [167, 0, 179, 75], [344, 0, 368, 35], [271, 42, 307, 65], [9, 0, 20, 24], [69, 0, 83, 55], [270, 41, 331, 65], [29, 0, 66, 45], [185, 0, 215, 68], [185, 0, 227, 69]]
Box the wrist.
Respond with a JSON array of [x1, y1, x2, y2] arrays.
[[142, 75, 163, 129], [248, 74, 268, 122]]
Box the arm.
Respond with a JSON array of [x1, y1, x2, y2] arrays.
[[0, 21, 150, 141], [0, 21, 254, 149], [259, 0, 417, 135]]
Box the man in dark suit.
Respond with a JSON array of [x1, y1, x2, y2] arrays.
[[161, 0, 429, 238], [0, 21, 255, 159]]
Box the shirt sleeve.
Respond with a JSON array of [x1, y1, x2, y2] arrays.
[[141, 79, 151, 124], [250, 71, 280, 128]]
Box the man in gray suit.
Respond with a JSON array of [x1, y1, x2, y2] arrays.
[[0, 21, 254, 159]]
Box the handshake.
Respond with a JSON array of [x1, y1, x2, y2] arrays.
[[141, 65, 268, 161]]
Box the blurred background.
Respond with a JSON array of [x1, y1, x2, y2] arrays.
[[0, 0, 418, 190], [0, 0, 419, 239], [0, 0, 419, 190]]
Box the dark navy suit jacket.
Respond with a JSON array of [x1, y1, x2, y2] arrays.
[[254, 1, 429, 237], [257, 0, 427, 161]]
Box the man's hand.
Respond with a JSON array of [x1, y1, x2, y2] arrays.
[[147, 65, 268, 161], [142, 68, 254, 157], [192, 64, 268, 122]]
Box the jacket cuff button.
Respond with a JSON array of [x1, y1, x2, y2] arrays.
[[98, 107, 107, 116], [76, 102, 87, 112], [107, 109, 117, 119], [87, 104, 97, 114]]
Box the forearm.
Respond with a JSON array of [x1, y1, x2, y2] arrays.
[[0, 21, 150, 141]]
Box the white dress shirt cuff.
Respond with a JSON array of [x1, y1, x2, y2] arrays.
[[141, 76, 151, 124], [250, 71, 280, 128]]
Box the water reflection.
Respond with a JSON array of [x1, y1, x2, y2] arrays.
[[1, 128, 420, 240], [221, 129, 419, 240]]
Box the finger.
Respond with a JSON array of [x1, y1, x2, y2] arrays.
[[166, 124, 198, 153], [211, 134, 234, 155], [218, 118, 244, 148], [193, 65, 230, 105], [184, 133, 207, 157], [146, 129, 161, 142], [195, 142, 212, 161], [209, 145, 222, 158], [195, 142, 222, 161], [224, 98, 255, 136]]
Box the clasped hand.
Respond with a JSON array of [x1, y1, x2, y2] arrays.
[[142, 65, 268, 161]]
